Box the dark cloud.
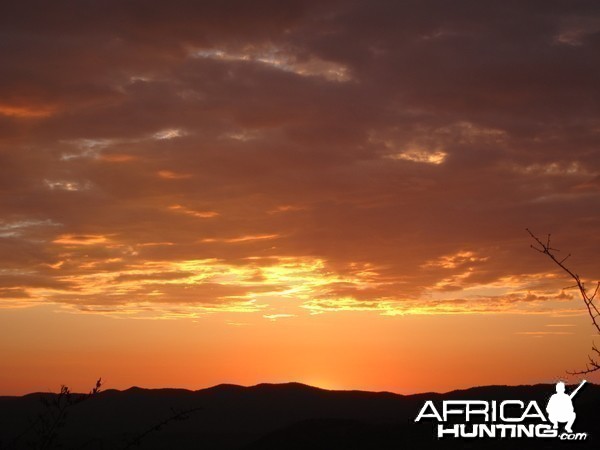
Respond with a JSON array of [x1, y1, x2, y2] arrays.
[[1, 1, 599, 316]]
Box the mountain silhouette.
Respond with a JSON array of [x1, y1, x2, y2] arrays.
[[0, 382, 597, 449]]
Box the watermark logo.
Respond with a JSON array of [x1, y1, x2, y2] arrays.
[[415, 380, 587, 440]]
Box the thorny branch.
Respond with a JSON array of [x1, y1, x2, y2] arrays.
[[527, 229, 600, 374]]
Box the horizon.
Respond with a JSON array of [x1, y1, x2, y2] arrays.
[[5, 379, 598, 399], [2, 1, 600, 398]]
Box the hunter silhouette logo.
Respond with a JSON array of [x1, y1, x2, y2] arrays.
[[546, 380, 585, 433], [415, 380, 588, 440]]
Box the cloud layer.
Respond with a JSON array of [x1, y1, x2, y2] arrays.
[[1, 0, 600, 318]]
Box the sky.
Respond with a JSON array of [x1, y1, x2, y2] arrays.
[[1, 0, 600, 395]]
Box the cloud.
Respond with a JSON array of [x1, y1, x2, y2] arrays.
[[157, 170, 192, 180], [169, 204, 219, 219], [52, 234, 111, 246], [388, 149, 448, 165], [1, 0, 599, 318], [192, 45, 353, 82], [515, 331, 575, 337]]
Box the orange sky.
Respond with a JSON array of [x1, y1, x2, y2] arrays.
[[1, 0, 600, 395]]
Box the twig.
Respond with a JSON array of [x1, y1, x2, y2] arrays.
[[119, 406, 202, 449]]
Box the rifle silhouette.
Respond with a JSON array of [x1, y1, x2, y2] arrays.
[[569, 380, 586, 399]]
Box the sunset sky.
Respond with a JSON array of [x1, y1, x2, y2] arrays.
[[1, 1, 600, 395]]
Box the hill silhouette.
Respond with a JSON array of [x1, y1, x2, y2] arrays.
[[0, 382, 597, 449]]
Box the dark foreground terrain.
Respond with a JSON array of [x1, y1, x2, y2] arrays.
[[0, 382, 597, 449]]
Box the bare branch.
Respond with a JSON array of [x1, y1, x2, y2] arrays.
[[527, 229, 600, 374], [567, 355, 600, 376], [6, 379, 103, 450]]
